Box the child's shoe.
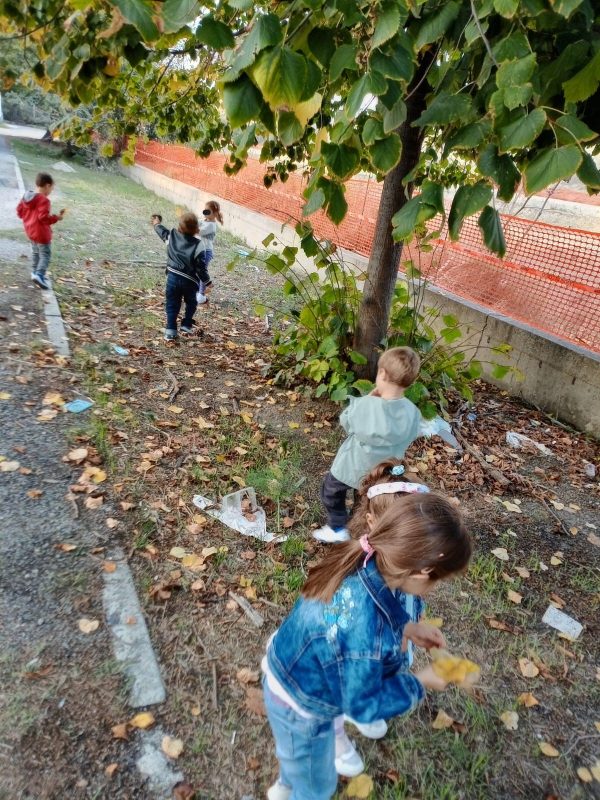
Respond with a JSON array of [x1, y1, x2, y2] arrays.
[[267, 779, 291, 800], [164, 329, 178, 341], [180, 325, 194, 334], [313, 525, 350, 543], [335, 731, 364, 777], [344, 716, 388, 739], [32, 272, 49, 290]]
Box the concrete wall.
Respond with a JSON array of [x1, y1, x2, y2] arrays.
[[124, 163, 600, 436]]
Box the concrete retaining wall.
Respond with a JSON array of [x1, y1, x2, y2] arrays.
[[124, 163, 600, 436]]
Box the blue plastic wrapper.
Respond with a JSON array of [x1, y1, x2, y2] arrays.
[[64, 399, 93, 413], [111, 345, 129, 356]]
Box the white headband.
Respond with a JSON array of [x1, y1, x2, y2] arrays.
[[366, 482, 430, 499]]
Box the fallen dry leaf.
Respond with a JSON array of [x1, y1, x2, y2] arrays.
[[587, 533, 600, 548], [103, 561, 117, 573], [120, 501, 135, 511], [169, 546, 187, 559], [190, 579, 205, 592], [501, 500, 522, 513], [106, 517, 119, 529], [162, 736, 184, 759], [42, 391, 65, 406], [111, 723, 128, 740], [517, 692, 539, 708], [591, 762, 600, 781], [507, 590, 523, 605], [0, 391, 12, 400], [78, 618, 99, 634], [282, 516, 295, 528], [129, 712, 155, 729], [55, 542, 77, 552], [85, 496, 103, 510], [499, 711, 519, 730], [26, 489, 43, 499], [168, 406, 184, 414], [487, 618, 521, 635], [491, 547, 509, 561], [539, 742, 559, 758], [515, 566, 530, 579], [576, 767, 592, 783], [37, 408, 58, 421], [0, 460, 20, 472], [346, 773, 374, 798], [244, 687, 266, 717], [66, 447, 89, 463], [172, 781, 196, 800], [237, 668, 260, 685], [518, 658, 539, 678], [105, 763, 119, 777], [431, 649, 480, 686], [432, 709, 455, 730]]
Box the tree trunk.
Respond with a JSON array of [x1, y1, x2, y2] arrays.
[[353, 53, 435, 379]]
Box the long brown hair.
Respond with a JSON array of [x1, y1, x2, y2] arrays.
[[206, 200, 223, 224], [303, 459, 471, 603]]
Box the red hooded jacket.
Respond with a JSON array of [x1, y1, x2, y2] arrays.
[[16, 191, 60, 245]]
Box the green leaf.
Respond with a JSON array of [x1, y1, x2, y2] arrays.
[[443, 314, 459, 326], [228, 0, 253, 7], [443, 120, 491, 154], [224, 14, 282, 79], [346, 74, 373, 119], [404, 382, 430, 403], [441, 327, 463, 343], [352, 379, 374, 395], [370, 48, 413, 82], [329, 44, 358, 81], [562, 50, 600, 103], [496, 54, 536, 89], [302, 188, 326, 216], [369, 133, 402, 173], [196, 15, 235, 49], [551, 0, 584, 17], [233, 123, 257, 158], [113, 0, 159, 40], [523, 145, 583, 194], [293, 93, 322, 127], [419, 400, 438, 420], [420, 181, 445, 214], [477, 145, 520, 201], [478, 206, 506, 257], [448, 182, 493, 240], [415, 1, 460, 50], [554, 114, 598, 144], [362, 118, 385, 146], [222, 75, 263, 127], [251, 46, 307, 109], [278, 111, 304, 146], [498, 108, 546, 151], [491, 363, 511, 379], [576, 152, 600, 191], [372, 3, 401, 49], [262, 233, 275, 246], [327, 182, 348, 224], [161, 0, 199, 33], [307, 28, 337, 68], [383, 100, 407, 133], [414, 93, 473, 127], [493, 0, 519, 17], [392, 195, 438, 241], [349, 350, 368, 365], [321, 142, 361, 179]]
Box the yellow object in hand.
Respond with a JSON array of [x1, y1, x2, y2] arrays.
[[430, 648, 480, 686]]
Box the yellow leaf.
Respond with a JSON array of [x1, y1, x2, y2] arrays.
[[78, 618, 99, 634], [346, 773, 374, 798], [181, 554, 204, 569], [161, 735, 184, 759], [293, 92, 323, 126], [231, 475, 246, 487], [194, 416, 214, 429], [595, 721, 600, 733], [591, 762, 600, 781], [422, 616, 444, 628], [191, 705, 201, 716], [42, 391, 65, 406], [499, 711, 519, 730], [130, 712, 155, 729], [550, 555, 562, 566], [169, 547, 187, 559], [518, 658, 539, 678], [431, 709, 455, 730], [539, 742, 559, 758], [501, 500, 522, 513], [288, 422, 300, 429], [0, 391, 12, 400], [241, 412, 253, 424], [517, 692, 539, 708], [507, 590, 522, 604], [430, 649, 480, 685], [168, 406, 184, 414], [550, 500, 564, 510], [202, 546, 219, 558], [0, 460, 20, 472], [577, 767, 593, 783]]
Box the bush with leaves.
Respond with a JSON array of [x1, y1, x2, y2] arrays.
[[232, 224, 514, 416]]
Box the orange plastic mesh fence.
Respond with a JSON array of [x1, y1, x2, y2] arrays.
[[135, 141, 600, 355]]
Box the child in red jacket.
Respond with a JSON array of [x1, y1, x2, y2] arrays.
[[16, 172, 65, 290]]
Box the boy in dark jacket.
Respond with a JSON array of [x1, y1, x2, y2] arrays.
[[16, 172, 65, 290], [152, 212, 213, 341]]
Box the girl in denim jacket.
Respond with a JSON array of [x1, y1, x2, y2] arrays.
[[263, 460, 472, 800]]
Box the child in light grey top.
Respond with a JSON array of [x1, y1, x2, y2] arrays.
[[314, 347, 422, 543], [196, 200, 223, 304]]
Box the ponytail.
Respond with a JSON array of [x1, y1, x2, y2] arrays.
[[207, 200, 223, 225]]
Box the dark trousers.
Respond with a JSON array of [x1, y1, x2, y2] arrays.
[[320, 472, 352, 529], [165, 272, 198, 331]]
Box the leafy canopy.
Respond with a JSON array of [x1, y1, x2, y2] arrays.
[[2, 0, 599, 251]]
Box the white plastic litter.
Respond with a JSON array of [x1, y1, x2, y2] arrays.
[[193, 488, 284, 543], [52, 160, 76, 173], [583, 461, 596, 478], [418, 416, 461, 450], [506, 431, 553, 456], [542, 605, 583, 640]]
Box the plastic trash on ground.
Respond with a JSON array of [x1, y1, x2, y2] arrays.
[[506, 431, 553, 456], [52, 160, 76, 173], [64, 399, 93, 413], [193, 488, 285, 543], [418, 415, 461, 450], [542, 606, 583, 640], [111, 344, 129, 356]]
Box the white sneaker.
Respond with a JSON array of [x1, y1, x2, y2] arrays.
[[313, 525, 350, 543], [335, 733, 364, 777], [345, 716, 388, 739], [267, 780, 291, 800]]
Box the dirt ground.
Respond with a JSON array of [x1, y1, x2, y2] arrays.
[[2, 139, 599, 800]]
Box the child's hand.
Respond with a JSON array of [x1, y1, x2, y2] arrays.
[[402, 622, 446, 652], [415, 664, 448, 691], [151, 214, 162, 225], [58, 209, 66, 219], [204, 284, 213, 296]]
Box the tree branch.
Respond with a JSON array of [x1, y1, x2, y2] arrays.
[[0, 9, 63, 41]]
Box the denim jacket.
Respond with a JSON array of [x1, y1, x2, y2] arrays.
[[266, 559, 425, 722]]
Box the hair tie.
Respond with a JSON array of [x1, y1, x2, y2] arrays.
[[367, 482, 430, 500], [359, 534, 375, 568], [390, 465, 405, 476]]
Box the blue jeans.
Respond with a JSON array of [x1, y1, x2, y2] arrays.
[[198, 251, 213, 295], [31, 241, 51, 276], [165, 272, 198, 332], [263, 680, 337, 800]]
